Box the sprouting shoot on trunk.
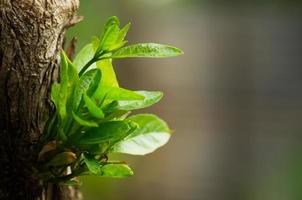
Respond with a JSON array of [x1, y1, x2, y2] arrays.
[[38, 16, 183, 186]]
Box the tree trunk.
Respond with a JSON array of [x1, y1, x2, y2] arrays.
[[0, 0, 81, 199]]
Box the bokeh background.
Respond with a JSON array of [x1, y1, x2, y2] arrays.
[[67, 1, 302, 199]]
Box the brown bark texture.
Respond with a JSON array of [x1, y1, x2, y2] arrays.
[[0, 0, 80, 199]]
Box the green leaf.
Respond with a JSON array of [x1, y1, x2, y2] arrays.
[[72, 111, 98, 127], [83, 93, 105, 119], [60, 51, 69, 85], [101, 25, 120, 51], [113, 114, 171, 155], [99, 16, 120, 51], [50, 83, 61, 109], [84, 154, 101, 174], [64, 52, 79, 84], [91, 36, 100, 52], [100, 163, 133, 178], [112, 43, 183, 58], [102, 16, 120, 36], [64, 52, 79, 113], [96, 59, 118, 87], [116, 23, 131, 44], [107, 23, 131, 51], [72, 69, 102, 111], [106, 91, 163, 111], [73, 43, 97, 72], [71, 121, 133, 145], [56, 52, 69, 119], [94, 86, 144, 102]]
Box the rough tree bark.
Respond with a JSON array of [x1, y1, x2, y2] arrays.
[[0, 0, 81, 199]]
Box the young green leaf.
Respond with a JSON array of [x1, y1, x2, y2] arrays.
[[64, 51, 80, 112], [83, 93, 105, 119], [116, 23, 131, 44], [105, 91, 163, 111], [70, 121, 132, 145], [108, 23, 131, 51], [50, 83, 61, 110], [94, 86, 144, 103], [99, 16, 120, 52], [56, 52, 69, 119], [72, 111, 98, 127], [113, 114, 171, 155], [52, 51, 80, 120], [101, 25, 120, 51], [84, 154, 101, 174], [100, 163, 133, 178], [102, 16, 120, 36], [112, 43, 183, 58], [91, 36, 100, 52], [96, 59, 119, 87], [72, 68, 102, 111], [64, 52, 79, 85], [73, 43, 97, 72]]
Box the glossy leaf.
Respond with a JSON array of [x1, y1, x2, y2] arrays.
[[112, 43, 183, 58], [113, 114, 171, 155], [106, 91, 163, 111], [94, 86, 144, 102], [100, 164, 133, 178]]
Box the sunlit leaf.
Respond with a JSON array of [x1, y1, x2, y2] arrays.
[[113, 114, 171, 155], [96, 59, 118, 87], [100, 163, 133, 178], [112, 43, 183, 58], [94, 86, 144, 103], [106, 91, 163, 111]]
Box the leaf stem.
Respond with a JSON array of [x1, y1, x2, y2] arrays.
[[78, 51, 111, 77], [79, 58, 97, 77]]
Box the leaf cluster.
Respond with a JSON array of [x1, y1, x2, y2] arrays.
[[38, 16, 182, 184]]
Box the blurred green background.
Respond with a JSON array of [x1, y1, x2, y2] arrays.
[[67, 1, 302, 199]]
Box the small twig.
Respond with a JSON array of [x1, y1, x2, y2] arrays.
[[66, 37, 78, 60], [67, 16, 84, 28]]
